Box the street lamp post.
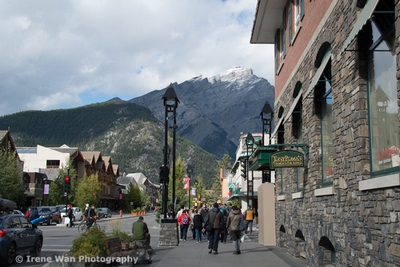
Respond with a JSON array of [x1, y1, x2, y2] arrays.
[[260, 100, 274, 146], [162, 84, 179, 219], [245, 132, 254, 207], [260, 100, 274, 183], [186, 164, 193, 209]]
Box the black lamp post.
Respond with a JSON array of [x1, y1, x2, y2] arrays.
[[186, 164, 193, 209], [162, 84, 179, 219], [245, 132, 254, 206], [260, 100, 274, 183], [260, 100, 274, 145]]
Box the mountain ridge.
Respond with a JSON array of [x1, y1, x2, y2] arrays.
[[129, 66, 274, 158]]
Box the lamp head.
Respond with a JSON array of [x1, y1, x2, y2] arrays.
[[162, 83, 180, 107]]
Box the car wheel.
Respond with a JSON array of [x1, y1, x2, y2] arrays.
[[58, 217, 62, 224], [3, 242, 16, 266], [31, 237, 43, 257]]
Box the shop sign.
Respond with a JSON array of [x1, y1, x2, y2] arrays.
[[270, 150, 304, 168]]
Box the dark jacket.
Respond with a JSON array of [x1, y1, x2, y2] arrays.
[[206, 207, 222, 229], [226, 209, 241, 231], [193, 214, 203, 230]]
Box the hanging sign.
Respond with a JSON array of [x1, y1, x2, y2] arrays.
[[270, 150, 304, 168]]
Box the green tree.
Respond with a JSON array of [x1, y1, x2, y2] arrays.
[[47, 176, 64, 205], [48, 163, 78, 205], [191, 174, 207, 207], [139, 189, 150, 209], [74, 174, 101, 210], [168, 156, 186, 212], [0, 148, 25, 206], [127, 184, 141, 210]]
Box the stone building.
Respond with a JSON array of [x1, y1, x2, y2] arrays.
[[251, 0, 400, 266]]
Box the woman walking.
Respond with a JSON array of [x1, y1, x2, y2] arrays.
[[193, 209, 203, 243], [226, 205, 242, 254]]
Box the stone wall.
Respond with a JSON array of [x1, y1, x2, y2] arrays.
[[274, 1, 400, 266]]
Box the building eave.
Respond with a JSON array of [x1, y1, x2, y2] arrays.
[[250, 0, 286, 44]]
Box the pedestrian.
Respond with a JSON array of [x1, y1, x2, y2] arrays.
[[193, 209, 203, 243], [25, 207, 30, 218], [206, 202, 222, 255], [176, 205, 185, 219], [190, 207, 196, 239], [200, 203, 208, 237], [244, 205, 254, 234], [67, 204, 75, 227], [220, 208, 228, 244], [178, 210, 191, 241], [226, 205, 242, 254]]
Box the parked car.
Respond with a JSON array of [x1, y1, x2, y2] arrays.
[[60, 207, 82, 222], [38, 207, 61, 225], [12, 210, 24, 216], [97, 207, 112, 218], [0, 199, 43, 265]]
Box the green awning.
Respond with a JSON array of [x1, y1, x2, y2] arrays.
[[249, 146, 278, 171]]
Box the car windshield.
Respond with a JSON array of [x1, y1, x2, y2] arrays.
[[39, 208, 51, 213], [61, 208, 66, 213]]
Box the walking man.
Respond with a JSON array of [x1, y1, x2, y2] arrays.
[[206, 203, 222, 254], [244, 205, 254, 234]]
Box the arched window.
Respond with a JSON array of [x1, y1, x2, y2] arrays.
[[364, 0, 398, 175], [314, 43, 333, 185]]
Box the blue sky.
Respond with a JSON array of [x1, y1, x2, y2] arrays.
[[0, 0, 273, 116]]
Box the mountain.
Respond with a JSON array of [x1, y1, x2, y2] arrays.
[[129, 67, 274, 159], [0, 102, 218, 186], [0, 67, 274, 186]]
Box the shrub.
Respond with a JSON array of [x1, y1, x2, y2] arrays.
[[71, 226, 107, 258]]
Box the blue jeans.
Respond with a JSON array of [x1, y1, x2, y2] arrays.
[[195, 228, 202, 242], [180, 224, 189, 240]]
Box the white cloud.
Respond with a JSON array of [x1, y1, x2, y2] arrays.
[[0, 0, 274, 116]]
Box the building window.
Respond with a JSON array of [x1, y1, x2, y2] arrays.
[[321, 67, 333, 185], [292, 99, 302, 140], [366, 1, 398, 175], [280, 7, 286, 62], [46, 160, 60, 168], [297, 167, 304, 191], [314, 49, 333, 185], [294, 0, 304, 31], [278, 169, 284, 195]]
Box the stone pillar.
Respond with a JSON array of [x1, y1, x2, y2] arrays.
[[258, 182, 276, 246], [158, 218, 179, 246]]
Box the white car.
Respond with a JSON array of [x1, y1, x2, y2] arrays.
[[60, 207, 83, 226]]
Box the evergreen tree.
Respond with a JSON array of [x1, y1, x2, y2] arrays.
[[0, 147, 25, 206]]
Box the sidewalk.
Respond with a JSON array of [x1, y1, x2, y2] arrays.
[[148, 231, 306, 267], [44, 214, 306, 267]]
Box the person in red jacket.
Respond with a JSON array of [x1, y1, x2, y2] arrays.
[[178, 210, 191, 241]]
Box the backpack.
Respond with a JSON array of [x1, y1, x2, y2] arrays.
[[238, 216, 246, 231], [182, 215, 188, 224]]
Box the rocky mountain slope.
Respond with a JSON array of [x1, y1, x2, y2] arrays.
[[128, 67, 274, 159]]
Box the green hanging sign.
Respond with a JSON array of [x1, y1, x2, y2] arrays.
[[270, 150, 304, 168]]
